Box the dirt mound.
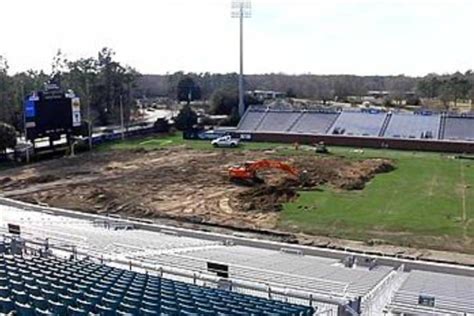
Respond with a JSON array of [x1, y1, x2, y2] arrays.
[[233, 183, 298, 213], [25, 174, 61, 185], [0, 177, 12, 186], [230, 158, 395, 213], [335, 159, 395, 190]]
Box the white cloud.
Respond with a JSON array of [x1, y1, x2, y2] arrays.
[[0, 0, 472, 76]]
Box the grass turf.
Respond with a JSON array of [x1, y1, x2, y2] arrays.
[[279, 147, 474, 253], [96, 133, 284, 151]]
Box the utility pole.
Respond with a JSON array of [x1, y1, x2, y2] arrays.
[[120, 95, 125, 141], [21, 82, 30, 164], [86, 80, 92, 150], [232, 0, 251, 117]]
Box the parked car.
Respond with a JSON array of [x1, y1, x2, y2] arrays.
[[211, 135, 240, 148]]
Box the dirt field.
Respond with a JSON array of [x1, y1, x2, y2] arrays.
[[0, 147, 393, 231]]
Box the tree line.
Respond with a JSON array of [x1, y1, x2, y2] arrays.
[[138, 72, 419, 101], [416, 71, 474, 107], [140, 71, 474, 108]]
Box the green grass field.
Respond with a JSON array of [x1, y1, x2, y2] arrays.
[[96, 133, 285, 152], [55, 133, 474, 253], [280, 148, 474, 253]]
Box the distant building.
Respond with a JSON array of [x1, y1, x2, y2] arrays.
[[247, 90, 286, 101]]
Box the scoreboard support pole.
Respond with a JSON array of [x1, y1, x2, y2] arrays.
[[21, 85, 30, 163]]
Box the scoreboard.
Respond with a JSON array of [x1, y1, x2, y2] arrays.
[[24, 85, 83, 141]]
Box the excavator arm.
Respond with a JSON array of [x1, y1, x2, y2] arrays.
[[228, 159, 299, 184]]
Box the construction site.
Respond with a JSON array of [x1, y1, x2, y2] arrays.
[[0, 145, 394, 233]]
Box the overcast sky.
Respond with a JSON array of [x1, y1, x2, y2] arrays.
[[1, 0, 473, 76]]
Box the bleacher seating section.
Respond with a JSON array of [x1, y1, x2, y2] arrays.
[[443, 116, 474, 141], [237, 108, 474, 143], [257, 112, 302, 132], [238, 110, 267, 131], [0, 251, 314, 315], [329, 111, 387, 137], [289, 112, 339, 134], [389, 270, 474, 315], [384, 113, 441, 139]]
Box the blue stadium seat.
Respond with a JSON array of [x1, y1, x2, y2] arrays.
[[96, 304, 115, 316], [14, 301, 35, 316], [139, 307, 160, 315], [29, 294, 48, 310], [0, 285, 10, 297], [0, 296, 15, 313], [123, 295, 141, 306], [118, 302, 139, 314], [57, 293, 75, 306], [102, 296, 120, 309], [67, 305, 88, 316], [47, 300, 67, 314], [12, 289, 29, 304], [141, 300, 159, 310], [34, 308, 54, 316], [0, 254, 314, 316]]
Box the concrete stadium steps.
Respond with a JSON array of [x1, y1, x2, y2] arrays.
[[438, 114, 447, 140], [378, 112, 392, 137], [383, 113, 441, 139]]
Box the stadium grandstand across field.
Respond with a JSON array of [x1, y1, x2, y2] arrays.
[[236, 107, 474, 153], [1, 199, 474, 315]]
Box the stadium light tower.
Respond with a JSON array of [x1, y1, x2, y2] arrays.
[[231, 0, 251, 117]]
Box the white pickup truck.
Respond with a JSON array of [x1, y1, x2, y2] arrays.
[[211, 135, 240, 148]]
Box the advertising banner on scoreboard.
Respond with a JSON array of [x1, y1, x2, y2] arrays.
[[71, 97, 81, 127], [25, 100, 36, 118]]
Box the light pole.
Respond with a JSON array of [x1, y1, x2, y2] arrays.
[[86, 80, 92, 150], [231, 0, 251, 117], [119, 95, 125, 141], [21, 82, 30, 163]]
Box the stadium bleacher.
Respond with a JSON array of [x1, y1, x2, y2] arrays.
[[3, 203, 474, 315], [388, 270, 474, 315], [237, 109, 267, 131], [289, 112, 339, 134], [0, 250, 314, 315], [143, 246, 393, 299], [236, 108, 474, 144], [383, 113, 441, 139], [257, 111, 302, 132], [329, 111, 387, 137], [443, 116, 474, 141]]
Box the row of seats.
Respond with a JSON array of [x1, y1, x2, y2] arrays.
[[0, 252, 314, 315], [237, 108, 474, 141]]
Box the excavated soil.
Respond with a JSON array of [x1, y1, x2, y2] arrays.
[[0, 147, 394, 231]]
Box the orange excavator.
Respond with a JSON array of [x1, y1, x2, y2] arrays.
[[228, 159, 301, 185]]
